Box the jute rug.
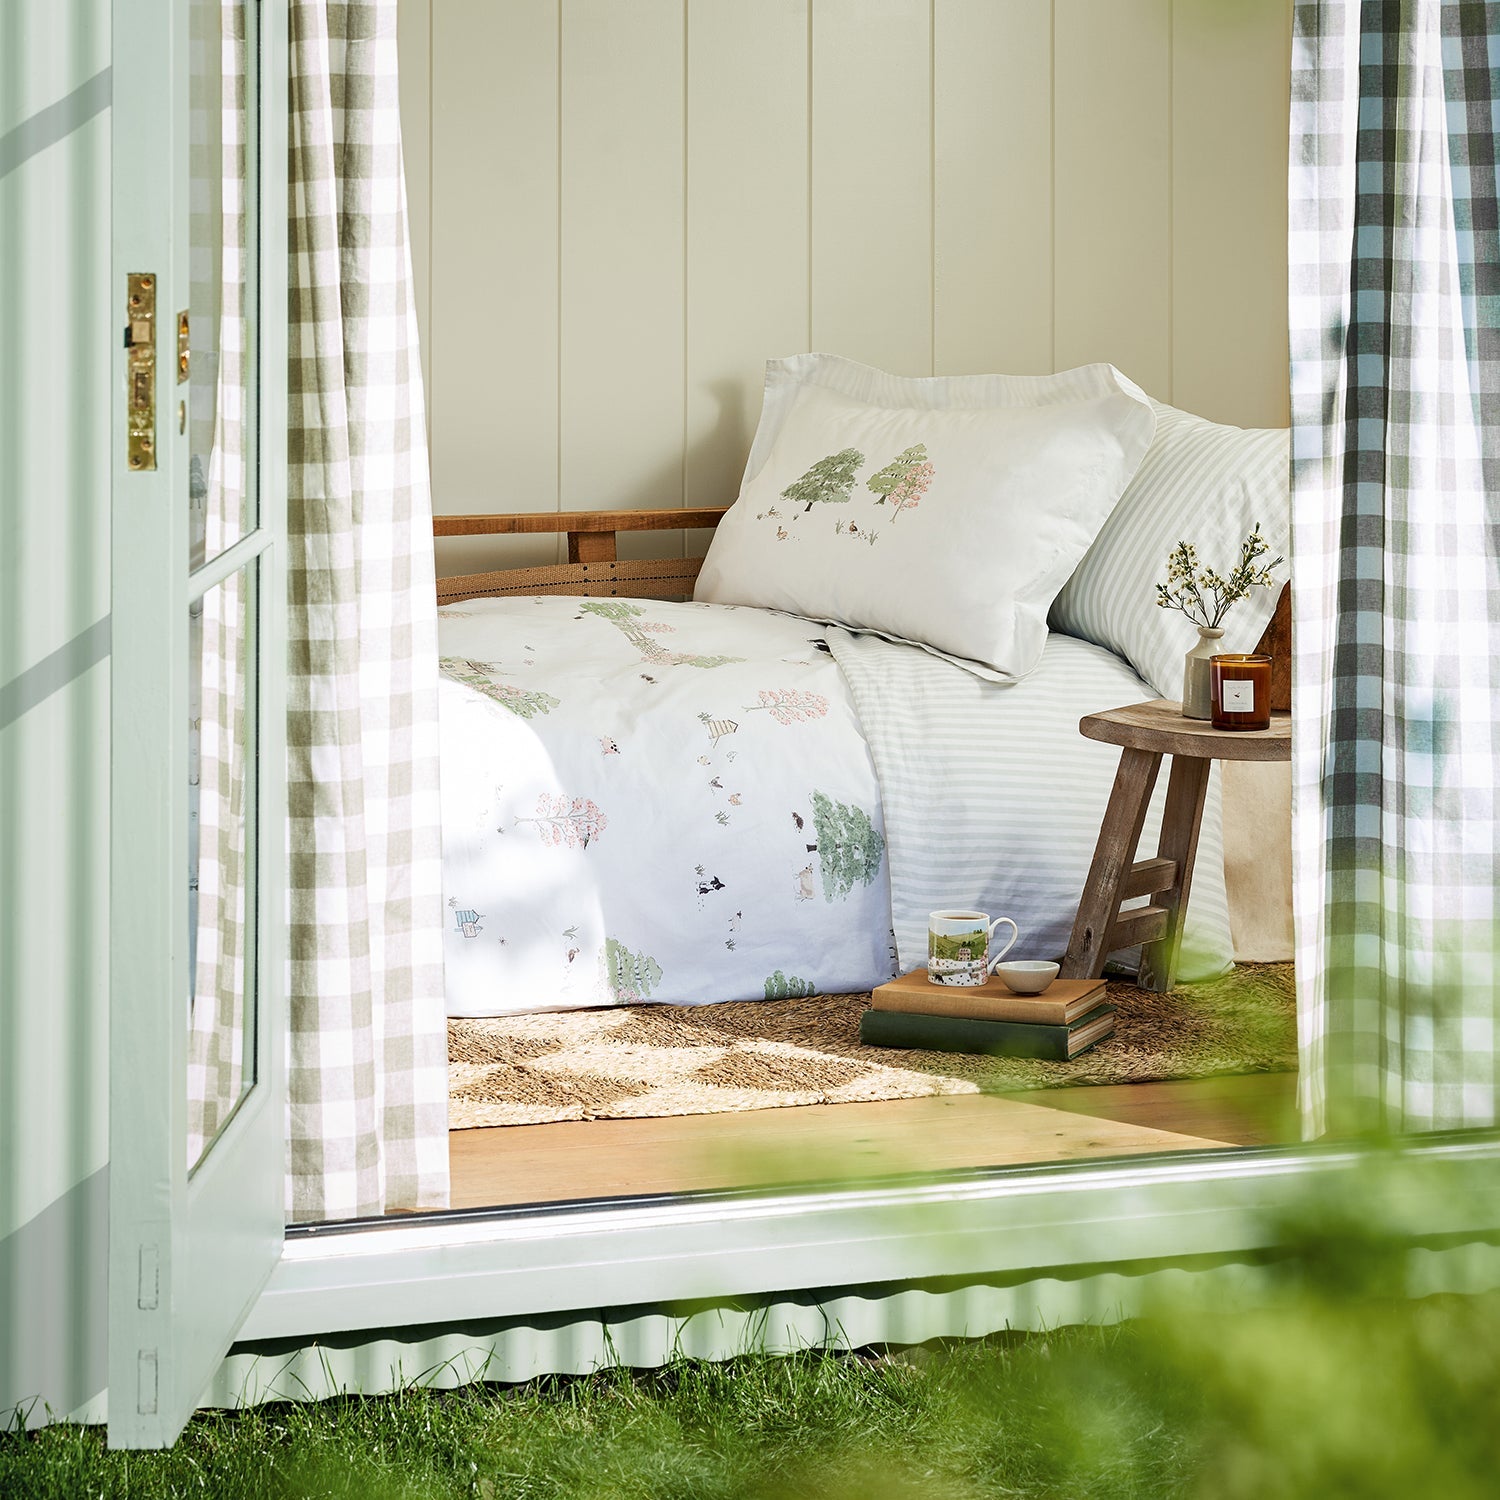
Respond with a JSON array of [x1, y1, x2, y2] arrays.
[[447, 962, 1296, 1130]]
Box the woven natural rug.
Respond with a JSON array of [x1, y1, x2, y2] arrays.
[[446, 962, 1296, 1130]]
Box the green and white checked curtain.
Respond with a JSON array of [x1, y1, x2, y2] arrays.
[[286, 0, 449, 1219], [1291, 0, 1500, 1135]]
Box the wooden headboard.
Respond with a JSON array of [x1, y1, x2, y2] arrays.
[[433, 508, 1291, 709], [434, 508, 729, 606]]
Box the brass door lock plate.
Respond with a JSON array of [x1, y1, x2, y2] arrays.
[[125, 272, 157, 471]]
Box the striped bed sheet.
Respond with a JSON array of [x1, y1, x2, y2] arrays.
[[827, 628, 1233, 983]]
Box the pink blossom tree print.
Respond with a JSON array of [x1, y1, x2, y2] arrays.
[[866, 443, 933, 520], [518, 793, 608, 849], [743, 688, 831, 726]]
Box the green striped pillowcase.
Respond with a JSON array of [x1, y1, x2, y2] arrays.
[[1050, 401, 1291, 703]]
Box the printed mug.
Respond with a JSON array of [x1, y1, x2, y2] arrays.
[[927, 910, 1019, 987]]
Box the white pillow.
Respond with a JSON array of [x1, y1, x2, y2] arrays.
[[1049, 400, 1290, 700], [694, 355, 1156, 681]]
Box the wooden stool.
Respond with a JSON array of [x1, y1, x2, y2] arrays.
[[1061, 699, 1291, 992]]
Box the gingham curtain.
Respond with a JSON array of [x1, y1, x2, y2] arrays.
[[186, 0, 250, 1167], [1290, 0, 1500, 1136], [286, 0, 449, 1219]]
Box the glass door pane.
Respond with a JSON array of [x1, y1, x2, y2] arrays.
[[183, 0, 259, 1172], [188, 0, 256, 567], [187, 561, 259, 1171]]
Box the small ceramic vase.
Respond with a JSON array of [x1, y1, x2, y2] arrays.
[[1181, 626, 1224, 720]]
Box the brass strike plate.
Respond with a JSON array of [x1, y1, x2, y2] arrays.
[[125, 272, 157, 471], [177, 310, 190, 383]]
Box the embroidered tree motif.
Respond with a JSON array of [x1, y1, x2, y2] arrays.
[[518, 793, 608, 849], [440, 658, 561, 719], [764, 970, 817, 1000], [743, 688, 830, 726], [604, 937, 663, 1004], [781, 448, 864, 514], [579, 600, 743, 668], [808, 790, 886, 901], [866, 444, 933, 521]]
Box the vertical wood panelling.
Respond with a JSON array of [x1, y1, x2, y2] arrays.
[[430, 0, 561, 573], [811, 0, 933, 374], [1172, 0, 1292, 428], [412, 0, 1291, 545], [685, 0, 810, 525], [561, 0, 686, 560], [396, 0, 430, 411], [933, 0, 1054, 375], [1053, 0, 1173, 397]]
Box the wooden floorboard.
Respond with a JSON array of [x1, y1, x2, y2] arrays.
[[445, 1073, 1296, 1210], [997, 1071, 1299, 1147]]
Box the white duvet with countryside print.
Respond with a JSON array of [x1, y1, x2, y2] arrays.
[[437, 595, 896, 1016]]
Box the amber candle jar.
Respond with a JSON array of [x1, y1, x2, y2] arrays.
[[1209, 654, 1272, 731]]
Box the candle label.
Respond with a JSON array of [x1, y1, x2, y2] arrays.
[[1221, 678, 1256, 714]]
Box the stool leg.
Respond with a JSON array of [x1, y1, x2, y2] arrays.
[[1137, 755, 1212, 993], [1062, 747, 1162, 980]]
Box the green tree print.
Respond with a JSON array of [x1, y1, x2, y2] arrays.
[[440, 658, 560, 719], [809, 790, 886, 902], [763, 970, 817, 1000], [603, 938, 664, 1004], [865, 443, 933, 520], [579, 600, 742, 668], [781, 448, 864, 513]]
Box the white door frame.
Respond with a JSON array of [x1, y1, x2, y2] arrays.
[[241, 1133, 1500, 1346]]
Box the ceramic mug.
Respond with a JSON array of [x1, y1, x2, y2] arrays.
[[927, 910, 1019, 987]]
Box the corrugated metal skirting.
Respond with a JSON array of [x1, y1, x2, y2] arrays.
[[204, 1241, 1500, 1408]]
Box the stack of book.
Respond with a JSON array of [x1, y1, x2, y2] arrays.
[[860, 970, 1115, 1060]]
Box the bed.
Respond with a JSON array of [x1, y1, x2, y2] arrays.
[[433, 507, 1289, 1019]]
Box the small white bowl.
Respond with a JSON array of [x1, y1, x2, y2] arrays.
[[994, 960, 1060, 995]]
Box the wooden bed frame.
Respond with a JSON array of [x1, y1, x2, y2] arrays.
[[434, 508, 1291, 711]]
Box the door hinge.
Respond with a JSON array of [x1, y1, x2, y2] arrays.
[[137, 1349, 159, 1415], [124, 272, 157, 471], [177, 309, 190, 383], [137, 1243, 159, 1310]]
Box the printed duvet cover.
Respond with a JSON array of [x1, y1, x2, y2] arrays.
[[438, 596, 896, 1016]]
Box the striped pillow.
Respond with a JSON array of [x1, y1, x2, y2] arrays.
[[1048, 401, 1290, 701]]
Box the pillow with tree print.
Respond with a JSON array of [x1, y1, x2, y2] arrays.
[[695, 355, 1155, 681]]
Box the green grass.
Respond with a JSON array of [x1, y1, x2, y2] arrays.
[[6, 1281, 1500, 1500]]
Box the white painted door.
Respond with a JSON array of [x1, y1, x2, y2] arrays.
[[108, 0, 287, 1447]]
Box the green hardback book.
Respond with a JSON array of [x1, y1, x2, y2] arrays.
[[858, 1003, 1116, 1061]]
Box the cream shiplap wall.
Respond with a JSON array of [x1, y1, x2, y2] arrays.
[[399, 0, 1291, 572]]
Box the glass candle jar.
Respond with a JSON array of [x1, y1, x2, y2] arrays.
[[1209, 654, 1272, 731]]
